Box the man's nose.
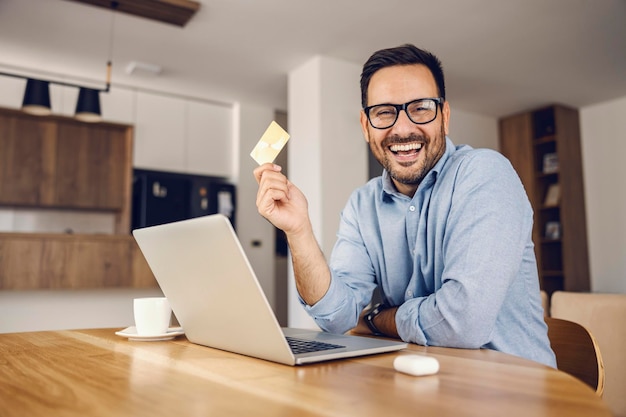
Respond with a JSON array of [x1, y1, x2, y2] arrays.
[[391, 109, 415, 133]]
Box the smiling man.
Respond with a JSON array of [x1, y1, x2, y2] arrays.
[[254, 44, 556, 367]]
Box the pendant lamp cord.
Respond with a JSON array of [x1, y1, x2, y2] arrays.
[[105, 1, 119, 91]]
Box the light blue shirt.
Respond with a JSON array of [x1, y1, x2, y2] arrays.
[[303, 138, 556, 367]]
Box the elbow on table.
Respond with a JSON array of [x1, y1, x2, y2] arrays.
[[314, 317, 354, 335], [424, 320, 493, 349]]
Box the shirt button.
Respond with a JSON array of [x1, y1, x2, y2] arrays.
[[407, 290, 413, 297], [409, 206, 416, 212]]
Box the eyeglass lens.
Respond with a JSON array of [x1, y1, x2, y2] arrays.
[[367, 98, 439, 129]]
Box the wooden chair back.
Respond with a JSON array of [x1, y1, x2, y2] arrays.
[[550, 291, 626, 416], [545, 316, 605, 396]]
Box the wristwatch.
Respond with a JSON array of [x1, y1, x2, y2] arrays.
[[364, 302, 388, 336]]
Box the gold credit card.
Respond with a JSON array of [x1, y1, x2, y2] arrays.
[[250, 121, 290, 165]]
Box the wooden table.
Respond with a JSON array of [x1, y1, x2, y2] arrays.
[[0, 328, 612, 417]]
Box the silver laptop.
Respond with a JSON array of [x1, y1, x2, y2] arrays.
[[132, 214, 407, 365]]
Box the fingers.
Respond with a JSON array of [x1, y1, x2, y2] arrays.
[[255, 164, 288, 196], [255, 163, 290, 213], [253, 163, 282, 184], [256, 180, 288, 206]]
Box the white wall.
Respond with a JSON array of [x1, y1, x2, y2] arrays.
[[287, 56, 366, 329], [580, 96, 626, 293], [0, 288, 165, 333], [448, 107, 499, 150]]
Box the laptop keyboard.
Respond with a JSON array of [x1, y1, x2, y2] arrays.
[[285, 336, 345, 354]]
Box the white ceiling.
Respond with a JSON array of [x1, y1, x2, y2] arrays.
[[0, 0, 625, 118]]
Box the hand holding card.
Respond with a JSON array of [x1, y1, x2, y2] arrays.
[[250, 121, 290, 165]]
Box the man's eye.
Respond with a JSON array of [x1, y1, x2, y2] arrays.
[[375, 109, 395, 117], [410, 102, 433, 112]]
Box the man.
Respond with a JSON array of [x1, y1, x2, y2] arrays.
[[254, 44, 556, 367]]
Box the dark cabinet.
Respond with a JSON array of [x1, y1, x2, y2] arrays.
[[131, 168, 236, 230]]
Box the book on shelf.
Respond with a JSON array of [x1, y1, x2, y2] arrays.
[[544, 183, 560, 207], [545, 221, 561, 240], [542, 153, 559, 174]]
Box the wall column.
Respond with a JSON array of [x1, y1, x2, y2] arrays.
[[287, 55, 366, 328]]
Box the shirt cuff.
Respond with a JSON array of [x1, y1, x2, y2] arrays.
[[300, 272, 341, 318], [395, 297, 429, 345]]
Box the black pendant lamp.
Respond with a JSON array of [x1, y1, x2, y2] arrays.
[[3, 1, 116, 122], [75, 87, 102, 123], [21, 79, 52, 116]]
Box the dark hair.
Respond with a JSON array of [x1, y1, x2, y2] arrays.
[[360, 44, 446, 108]]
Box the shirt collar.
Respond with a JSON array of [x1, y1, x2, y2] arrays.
[[381, 137, 456, 198]]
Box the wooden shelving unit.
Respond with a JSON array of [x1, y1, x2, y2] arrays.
[[499, 104, 590, 295]]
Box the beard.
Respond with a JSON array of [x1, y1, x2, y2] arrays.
[[370, 122, 447, 187]]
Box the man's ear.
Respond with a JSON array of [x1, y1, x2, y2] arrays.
[[360, 110, 370, 143], [442, 101, 451, 136]]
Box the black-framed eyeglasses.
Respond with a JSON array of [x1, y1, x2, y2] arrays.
[[364, 97, 444, 129]]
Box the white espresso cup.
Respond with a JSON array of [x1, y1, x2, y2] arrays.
[[133, 297, 172, 336]]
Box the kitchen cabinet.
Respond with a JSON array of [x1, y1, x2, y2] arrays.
[[186, 100, 233, 177], [0, 112, 56, 206], [55, 122, 130, 210], [0, 107, 153, 290], [0, 108, 133, 233], [0, 233, 157, 289], [133, 92, 186, 172], [133, 91, 234, 177]]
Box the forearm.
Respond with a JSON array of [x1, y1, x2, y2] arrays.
[[287, 223, 331, 306], [372, 307, 399, 338], [254, 163, 331, 305], [354, 306, 400, 338]]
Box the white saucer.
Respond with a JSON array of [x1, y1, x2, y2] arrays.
[[115, 326, 185, 342]]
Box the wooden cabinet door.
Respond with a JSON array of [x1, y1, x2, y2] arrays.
[[54, 122, 127, 210], [0, 112, 56, 205], [498, 112, 536, 205], [499, 112, 543, 283], [66, 238, 132, 288], [0, 234, 157, 289], [0, 110, 131, 212]]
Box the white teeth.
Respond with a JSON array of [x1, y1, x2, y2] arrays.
[[389, 143, 423, 152]]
